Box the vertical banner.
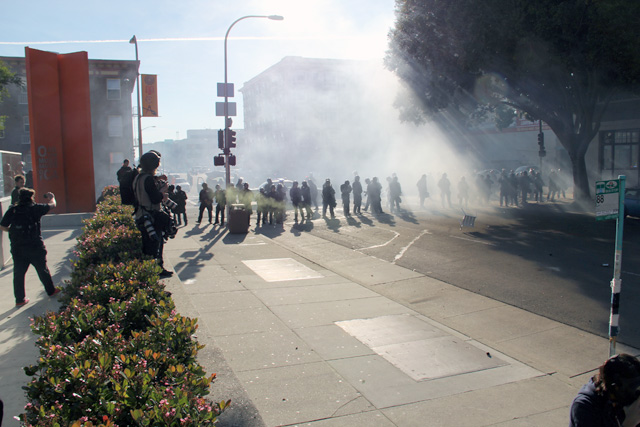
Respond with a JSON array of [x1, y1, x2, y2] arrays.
[[141, 74, 158, 117]]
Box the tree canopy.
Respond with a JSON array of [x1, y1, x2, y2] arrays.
[[385, 0, 640, 200], [0, 60, 22, 102]]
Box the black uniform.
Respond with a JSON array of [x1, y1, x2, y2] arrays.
[[0, 201, 56, 304]]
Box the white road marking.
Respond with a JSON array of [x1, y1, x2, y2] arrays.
[[393, 230, 431, 263], [449, 235, 494, 246], [358, 230, 400, 250]]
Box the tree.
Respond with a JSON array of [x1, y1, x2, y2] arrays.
[[385, 0, 640, 201], [0, 60, 22, 102]]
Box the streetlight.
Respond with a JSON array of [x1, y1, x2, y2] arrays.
[[223, 15, 284, 187], [129, 35, 143, 160]]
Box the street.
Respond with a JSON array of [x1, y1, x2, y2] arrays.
[[271, 197, 640, 349]]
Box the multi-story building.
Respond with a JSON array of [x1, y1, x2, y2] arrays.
[[240, 56, 391, 181], [0, 56, 138, 195]]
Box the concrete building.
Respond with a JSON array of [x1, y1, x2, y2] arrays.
[[0, 55, 138, 195]]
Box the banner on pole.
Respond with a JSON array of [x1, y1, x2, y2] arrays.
[[141, 74, 158, 117]]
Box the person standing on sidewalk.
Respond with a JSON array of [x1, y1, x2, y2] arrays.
[[569, 353, 640, 427], [133, 151, 174, 278], [10, 174, 25, 205], [214, 184, 226, 226], [0, 188, 61, 307], [197, 183, 214, 224]]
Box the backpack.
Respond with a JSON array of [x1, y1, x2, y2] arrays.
[[9, 205, 40, 245], [119, 168, 139, 206]]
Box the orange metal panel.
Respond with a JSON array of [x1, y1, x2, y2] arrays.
[[58, 51, 96, 212], [25, 48, 67, 212]]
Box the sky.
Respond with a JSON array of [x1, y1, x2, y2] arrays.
[[1, 0, 397, 144]]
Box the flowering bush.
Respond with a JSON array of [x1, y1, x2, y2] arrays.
[[20, 190, 229, 426]]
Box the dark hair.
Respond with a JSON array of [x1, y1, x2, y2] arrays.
[[594, 353, 640, 405], [139, 151, 160, 171], [18, 187, 35, 205], [14, 174, 25, 183]]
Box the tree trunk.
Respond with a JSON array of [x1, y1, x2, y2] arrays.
[[557, 131, 592, 203], [571, 153, 591, 201]]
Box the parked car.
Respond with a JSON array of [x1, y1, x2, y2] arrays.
[[624, 187, 640, 218]]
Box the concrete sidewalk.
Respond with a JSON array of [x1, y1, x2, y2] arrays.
[[0, 211, 637, 426]]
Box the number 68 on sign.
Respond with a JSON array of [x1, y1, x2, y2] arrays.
[[595, 179, 620, 221]]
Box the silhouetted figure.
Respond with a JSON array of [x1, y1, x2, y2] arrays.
[[214, 184, 226, 225], [300, 181, 313, 220], [363, 178, 371, 211], [173, 185, 188, 225], [256, 188, 267, 226], [532, 171, 544, 202], [116, 159, 132, 184], [197, 183, 214, 224], [308, 177, 319, 210], [290, 181, 303, 221], [369, 177, 383, 214], [519, 171, 531, 204], [547, 169, 559, 201], [352, 176, 363, 214], [458, 176, 469, 208], [438, 173, 452, 208], [241, 183, 253, 225], [322, 179, 336, 219], [389, 175, 402, 212], [417, 174, 428, 208], [340, 180, 352, 216]]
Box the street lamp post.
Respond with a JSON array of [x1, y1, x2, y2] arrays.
[[129, 35, 143, 161], [223, 15, 283, 187]]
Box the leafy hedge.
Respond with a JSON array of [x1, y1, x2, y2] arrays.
[[19, 193, 229, 426]]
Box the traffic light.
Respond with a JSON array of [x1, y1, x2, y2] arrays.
[[218, 129, 224, 149], [229, 154, 236, 166], [537, 132, 544, 148], [225, 128, 237, 148], [214, 155, 225, 166]]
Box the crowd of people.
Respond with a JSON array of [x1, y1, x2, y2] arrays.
[[166, 167, 573, 232]]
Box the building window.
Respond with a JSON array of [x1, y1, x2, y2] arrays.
[[23, 116, 29, 133], [19, 80, 28, 104], [601, 130, 640, 172], [108, 115, 123, 137], [107, 79, 121, 100], [22, 134, 30, 145]]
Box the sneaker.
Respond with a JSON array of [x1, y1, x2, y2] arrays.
[[159, 269, 174, 279], [16, 298, 30, 307], [49, 288, 62, 297]]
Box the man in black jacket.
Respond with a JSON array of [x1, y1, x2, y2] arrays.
[[0, 188, 60, 307]]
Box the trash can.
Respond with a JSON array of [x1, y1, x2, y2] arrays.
[[228, 204, 249, 234]]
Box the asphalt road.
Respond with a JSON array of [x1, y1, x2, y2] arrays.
[[286, 197, 640, 349]]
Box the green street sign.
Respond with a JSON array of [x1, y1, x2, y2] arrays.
[[595, 179, 620, 220]]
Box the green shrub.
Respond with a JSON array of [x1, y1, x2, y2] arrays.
[[19, 188, 229, 426]]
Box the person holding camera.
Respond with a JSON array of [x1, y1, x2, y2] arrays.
[[133, 151, 174, 278], [570, 353, 640, 426], [0, 188, 61, 307]]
